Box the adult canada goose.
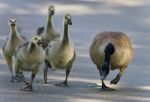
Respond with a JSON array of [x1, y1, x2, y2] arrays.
[[89, 32, 133, 91], [42, 5, 60, 49], [12, 28, 45, 91], [44, 14, 76, 87], [2, 18, 26, 82]]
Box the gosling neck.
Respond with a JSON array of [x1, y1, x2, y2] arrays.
[[62, 23, 69, 43], [46, 15, 53, 29], [10, 25, 18, 37]]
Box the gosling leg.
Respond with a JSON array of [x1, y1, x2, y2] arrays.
[[55, 69, 70, 87], [20, 73, 36, 91], [11, 70, 14, 83], [12, 72, 25, 83], [8, 64, 14, 83], [44, 60, 49, 84]]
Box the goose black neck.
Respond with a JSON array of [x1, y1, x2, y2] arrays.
[[104, 54, 111, 64], [104, 43, 115, 64], [62, 23, 69, 43]]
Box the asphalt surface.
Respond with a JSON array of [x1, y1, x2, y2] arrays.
[[0, 0, 150, 102]]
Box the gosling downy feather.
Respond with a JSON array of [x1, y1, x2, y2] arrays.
[[89, 31, 133, 91], [44, 14, 76, 87], [2, 18, 27, 82], [42, 5, 60, 49], [12, 28, 45, 91]]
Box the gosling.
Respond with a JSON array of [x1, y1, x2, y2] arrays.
[[2, 18, 26, 82], [42, 5, 60, 49], [12, 28, 45, 91], [89, 32, 133, 91], [44, 14, 76, 87]]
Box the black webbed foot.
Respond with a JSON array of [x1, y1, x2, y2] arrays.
[[55, 81, 68, 87], [110, 74, 120, 84], [20, 84, 33, 91], [100, 84, 115, 91], [12, 75, 24, 83]]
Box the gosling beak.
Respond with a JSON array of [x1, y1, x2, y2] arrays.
[[11, 24, 16, 26], [49, 11, 54, 16], [68, 20, 72, 25], [51, 11, 55, 15], [37, 41, 42, 47]]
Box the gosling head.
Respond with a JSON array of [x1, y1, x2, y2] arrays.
[[64, 14, 72, 25], [48, 5, 55, 16], [31, 35, 42, 47], [9, 18, 16, 26]]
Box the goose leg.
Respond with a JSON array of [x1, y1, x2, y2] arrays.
[[55, 69, 70, 87], [98, 68, 114, 91], [110, 68, 125, 84]]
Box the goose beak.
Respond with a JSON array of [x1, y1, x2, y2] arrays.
[[101, 71, 107, 80], [101, 63, 110, 80]]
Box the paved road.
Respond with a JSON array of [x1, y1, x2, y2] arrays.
[[0, 0, 150, 102]]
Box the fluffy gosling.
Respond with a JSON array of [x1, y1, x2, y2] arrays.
[[44, 14, 76, 87], [12, 28, 45, 91], [2, 18, 26, 82], [42, 5, 60, 49]]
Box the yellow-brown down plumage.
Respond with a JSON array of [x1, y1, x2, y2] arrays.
[[2, 18, 26, 82], [44, 14, 76, 87], [41, 5, 60, 49]]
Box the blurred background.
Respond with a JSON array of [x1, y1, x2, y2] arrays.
[[0, 0, 150, 102]]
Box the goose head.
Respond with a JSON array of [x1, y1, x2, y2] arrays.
[[101, 62, 110, 80], [31, 35, 42, 47], [48, 5, 55, 16], [9, 18, 16, 26], [64, 14, 72, 25]]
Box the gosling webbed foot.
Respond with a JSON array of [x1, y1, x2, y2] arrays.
[[12, 75, 24, 83], [55, 81, 68, 87], [20, 84, 33, 91], [11, 77, 14, 83], [110, 74, 120, 84]]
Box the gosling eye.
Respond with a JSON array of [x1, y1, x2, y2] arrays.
[[35, 37, 38, 40], [65, 16, 68, 19]]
